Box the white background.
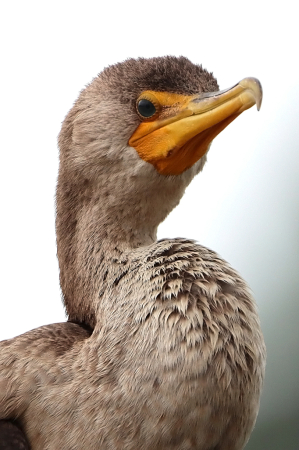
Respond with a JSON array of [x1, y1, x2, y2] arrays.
[[0, 1, 298, 448]]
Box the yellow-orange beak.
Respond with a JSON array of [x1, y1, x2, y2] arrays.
[[128, 78, 262, 175]]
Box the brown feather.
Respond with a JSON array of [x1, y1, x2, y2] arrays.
[[0, 57, 265, 449]]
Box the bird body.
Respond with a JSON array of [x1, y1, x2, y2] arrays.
[[0, 241, 264, 449], [0, 56, 265, 449]]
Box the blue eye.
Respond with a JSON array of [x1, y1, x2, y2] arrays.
[[137, 99, 156, 118]]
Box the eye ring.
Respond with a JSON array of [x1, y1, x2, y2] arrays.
[[136, 92, 160, 120]]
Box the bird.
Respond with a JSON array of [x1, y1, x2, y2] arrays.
[[0, 56, 266, 450]]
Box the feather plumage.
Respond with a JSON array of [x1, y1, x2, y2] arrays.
[[0, 57, 265, 449]]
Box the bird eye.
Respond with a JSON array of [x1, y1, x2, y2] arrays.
[[137, 99, 156, 118]]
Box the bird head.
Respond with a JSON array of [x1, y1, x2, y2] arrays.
[[58, 56, 262, 238]]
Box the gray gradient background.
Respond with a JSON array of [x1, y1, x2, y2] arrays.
[[0, 1, 298, 448]]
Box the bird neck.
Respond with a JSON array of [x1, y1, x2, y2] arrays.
[[56, 172, 164, 328], [55, 128, 202, 328]]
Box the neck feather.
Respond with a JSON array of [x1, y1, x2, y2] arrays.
[[56, 165, 189, 327]]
